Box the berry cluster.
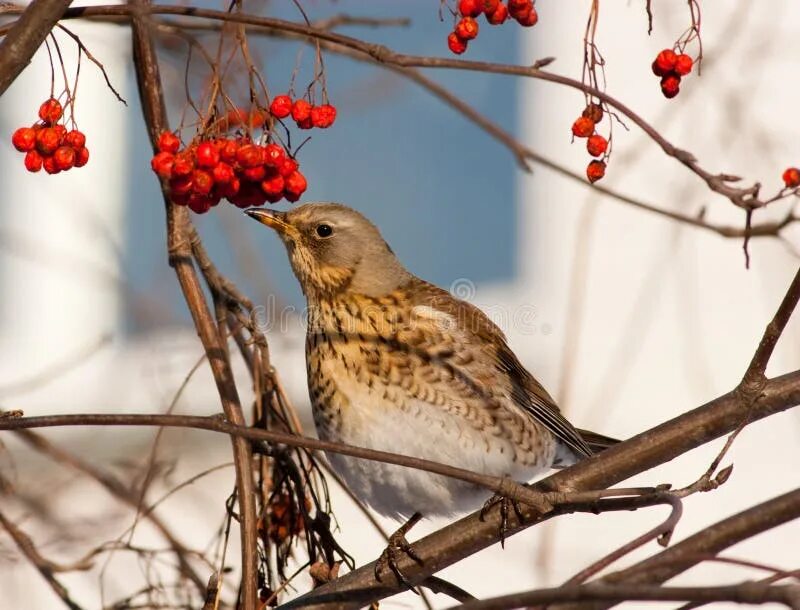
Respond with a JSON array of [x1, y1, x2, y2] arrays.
[[10, 98, 89, 174], [651, 49, 694, 99], [269, 95, 337, 130], [150, 133, 307, 214], [264, 493, 307, 545], [447, 0, 538, 55], [570, 104, 609, 183], [782, 167, 800, 189]]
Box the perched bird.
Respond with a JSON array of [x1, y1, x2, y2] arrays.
[[245, 203, 617, 522]]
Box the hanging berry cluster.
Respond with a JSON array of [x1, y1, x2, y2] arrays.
[[650, 0, 701, 99], [269, 95, 336, 130], [151, 132, 308, 215], [651, 49, 694, 99], [571, 103, 609, 183], [447, 0, 538, 55], [11, 98, 89, 174]]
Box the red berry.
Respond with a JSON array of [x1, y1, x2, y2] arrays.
[[38, 98, 63, 124], [582, 103, 604, 124], [212, 162, 235, 184], [242, 165, 267, 182], [236, 143, 264, 168], [263, 143, 286, 167], [12, 127, 36, 152], [157, 131, 181, 154], [150, 151, 174, 179], [586, 160, 606, 183], [36, 127, 61, 155], [508, 0, 532, 19], [24, 150, 43, 172], [455, 17, 479, 40], [278, 157, 299, 177], [782, 167, 800, 188], [43, 155, 60, 175], [169, 175, 194, 196], [571, 116, 595, 138], [195, 141, 220, 168], [192, 169, 215, 195], [486, 2, 508, 24], [674, 54, 693, 76], [229, 182, 267, 208], [448, 32, 468, 55], [270, 95, 293, 119], [216, 175, 241, 199], [220, 139, 240, 164], [188, 193, 214, 214], [284, 170, 307, 202], [74, 147, 89, 167], [291, 99, 312, 123], [480, 0, 500, 14], [64, 129, 86, 149], [171, 153, 194, 177], [660, 74, 681, 98], [261, 174, 285, 199], [516, 6, 538, 26], [586, 134, 608, 157], [459, 0, 482, 17], [311, 104, 337, 129], [53, 146, 76, 171], [654, 49, 678, 74]]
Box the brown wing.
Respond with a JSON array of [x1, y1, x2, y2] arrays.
[[410, 280, 595, 459]]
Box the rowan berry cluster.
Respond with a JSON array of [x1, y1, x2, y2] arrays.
[[150, 133, 307, 214], [269, 94, 336, 130], [570, 103, 609, 183], [447, 0, 538, 55], [10, 98, 89, 174], [782, 167, 800, 189], [651, 49, 694, 99], [263, 493, 307, 545]]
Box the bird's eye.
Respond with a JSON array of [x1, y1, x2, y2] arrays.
[[315, 224, 333, 238]]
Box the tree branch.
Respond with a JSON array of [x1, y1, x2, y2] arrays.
[[449, 582, 800, 610], [554, 487, 800, 610], [128, 2, 258, 607], [0, 0, 73, 96]]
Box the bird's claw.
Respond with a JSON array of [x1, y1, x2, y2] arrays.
[[374, 512, 423, 591], [480, 493, 524, 548]]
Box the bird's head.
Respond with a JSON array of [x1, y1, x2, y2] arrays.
[[245, 203, 410, 300]]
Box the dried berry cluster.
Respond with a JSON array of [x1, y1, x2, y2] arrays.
[[269, 95, 337, 130], [782, 167, 800, 189], [448, 0, 538, 55], [571, 103, 609, 183], [651, 49, 694, 99], [151, 132, 307, 214], [263, 493, 307, 545], [11, 98, 89, 174]]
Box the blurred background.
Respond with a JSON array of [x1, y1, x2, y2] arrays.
[[1, 1, 799, 608]]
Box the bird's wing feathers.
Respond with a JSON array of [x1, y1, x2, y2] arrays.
[[410, 280, 593, 459]]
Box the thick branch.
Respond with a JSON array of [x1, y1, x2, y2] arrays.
[[128, 2, 258, 607], [283, 369, 800, 610], [0, 0, 73, 96]]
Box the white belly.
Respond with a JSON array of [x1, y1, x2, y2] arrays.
[[318, 393, 552, 520]]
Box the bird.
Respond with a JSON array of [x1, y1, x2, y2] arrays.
[[245, 203, 617, 576]]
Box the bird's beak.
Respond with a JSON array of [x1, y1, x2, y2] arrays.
[[244, 208, 292, 234]]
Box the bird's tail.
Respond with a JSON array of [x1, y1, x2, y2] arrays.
[[577, 428, 621, 455]]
